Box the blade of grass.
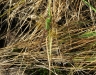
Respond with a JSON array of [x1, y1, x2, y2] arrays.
[[80, 31, 96, 38], [82, 0, 96, 12], [45, 0, 52, 75]]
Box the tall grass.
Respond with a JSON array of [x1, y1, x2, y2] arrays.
[[0, 0, 96, 75]]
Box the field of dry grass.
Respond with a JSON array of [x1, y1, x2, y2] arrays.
[[0, 0, 96, 75]]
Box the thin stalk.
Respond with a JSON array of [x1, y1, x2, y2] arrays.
[[45, 0, 52, 75]]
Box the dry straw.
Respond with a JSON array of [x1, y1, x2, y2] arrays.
[[0, 0, 96, 75]]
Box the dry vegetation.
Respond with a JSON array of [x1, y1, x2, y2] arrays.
[[0, 0, 96, 75]]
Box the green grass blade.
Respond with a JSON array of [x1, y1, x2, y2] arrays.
[[82, 0, 96, 12], [80, 31, 96, 38]]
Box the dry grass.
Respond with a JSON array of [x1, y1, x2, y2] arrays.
[[0, 0, 96, 75]]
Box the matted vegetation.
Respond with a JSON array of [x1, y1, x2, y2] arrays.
[[0, 0, 96, 75]]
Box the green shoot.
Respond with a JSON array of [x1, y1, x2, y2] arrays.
[[80, 31, 96, 38], [82, 0, 96, 12]]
